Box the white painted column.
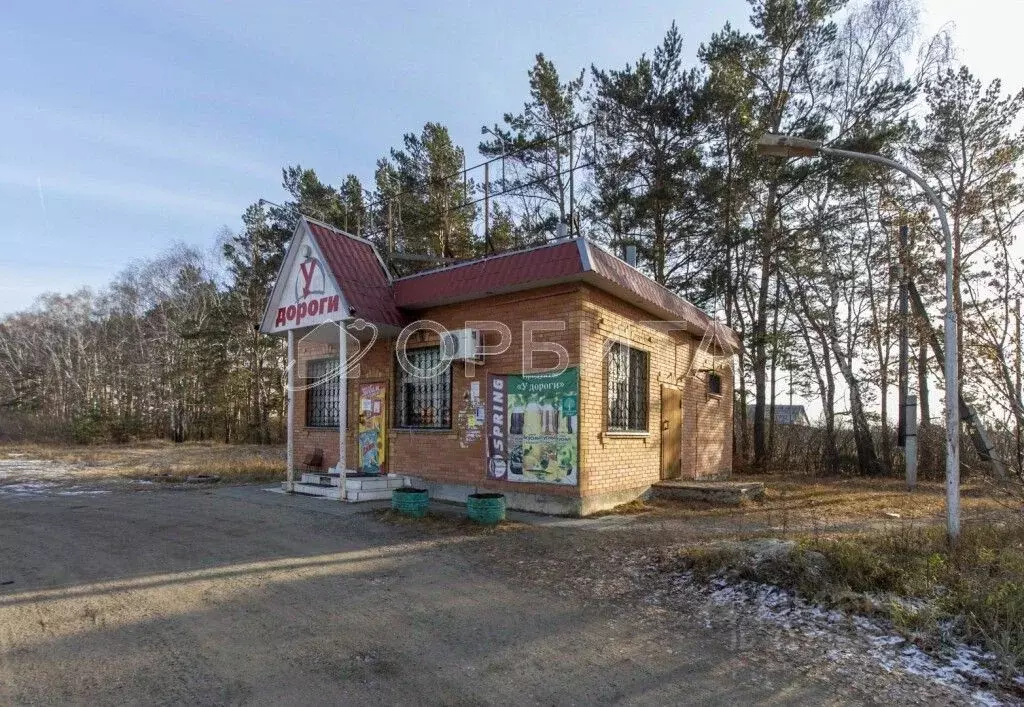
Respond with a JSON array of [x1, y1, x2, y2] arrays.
[[339, 321, 348, 500], [286, 330, 295, 493]]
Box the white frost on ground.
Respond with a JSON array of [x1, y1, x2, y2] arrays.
[[672, 571, 1011, 706], [0, 457, 109, 497]]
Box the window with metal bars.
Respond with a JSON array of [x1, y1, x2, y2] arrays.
[[306, 358, 341, 428], [607, 342, 649, 432], [394, 346, 452, 429]]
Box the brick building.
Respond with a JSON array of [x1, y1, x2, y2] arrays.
[[261, 217, 738, 515]]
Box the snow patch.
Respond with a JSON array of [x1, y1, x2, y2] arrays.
[[674, 572, 1011, 705], [0, 458, 108, 497]]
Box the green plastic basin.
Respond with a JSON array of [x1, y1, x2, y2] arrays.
[[467, 493, 506, 525]]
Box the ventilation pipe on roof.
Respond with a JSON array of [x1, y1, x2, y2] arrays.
[[555, 222, 568, 241], [625, 244, 637, 267]]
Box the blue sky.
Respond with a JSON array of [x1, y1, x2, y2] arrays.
[[0, 0, 1012, 314]]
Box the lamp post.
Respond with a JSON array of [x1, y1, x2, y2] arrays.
[[756, 134, 961, 543]]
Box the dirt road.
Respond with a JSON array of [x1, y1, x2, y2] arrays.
[[0, 471, 985, 704]]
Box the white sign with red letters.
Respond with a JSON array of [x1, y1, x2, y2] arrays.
[[261, 226, 346, 333]]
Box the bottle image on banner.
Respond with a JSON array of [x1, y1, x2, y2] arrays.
[[539, 403, 550, 435], [487, 368, 579, 486], [524, 402, 543, 435], [510, 405, 525, 435]]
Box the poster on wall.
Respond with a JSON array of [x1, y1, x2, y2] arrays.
[[486, 368, 578, 485], [358, 382, 387, 475]]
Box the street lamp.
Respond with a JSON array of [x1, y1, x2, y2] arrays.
[[756, 133, 962, 544]]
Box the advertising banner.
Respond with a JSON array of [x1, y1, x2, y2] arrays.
[[357, 382, 387, 474], [486, 368, 578, 485]]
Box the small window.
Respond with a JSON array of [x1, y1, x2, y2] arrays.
[[607, 342, 649, 431], [708, 372, 723, 396], [306, 358, 341, 428], [395, 346, 452, 429]]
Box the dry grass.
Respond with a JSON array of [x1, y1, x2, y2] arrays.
[[680, 520, 1024, 679], [608, 475, 1019, 531], [1, 441, 285, 483]]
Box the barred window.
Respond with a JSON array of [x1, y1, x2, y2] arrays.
[[306, 358, 341, 428], [607, 342, 649, 432], [395, 347, 452, 429]]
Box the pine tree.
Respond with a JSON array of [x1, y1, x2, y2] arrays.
[[480, 54, 587, 237], [591, 23, 708, 291], [378, 122, 478, 267]]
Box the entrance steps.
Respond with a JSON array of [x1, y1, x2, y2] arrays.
[[283, 472, 409, 502]]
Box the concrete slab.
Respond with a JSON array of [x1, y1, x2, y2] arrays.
[[651, 480, 765, 505]]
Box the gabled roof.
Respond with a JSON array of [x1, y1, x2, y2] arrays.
[[391, 240, 583, 308], [264, 216, 738, 351], [392, 238, 739, 350], [303, 220, 405, 329], [259, 217, 404, 334], [583, 243, 737, 348]]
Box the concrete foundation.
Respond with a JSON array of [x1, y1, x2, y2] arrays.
[[406, 478, 654, 517]]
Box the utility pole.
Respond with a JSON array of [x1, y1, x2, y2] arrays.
[[905, 394, 918, 490], [897, 223, 917, 490], [898, 224, 910, 448]]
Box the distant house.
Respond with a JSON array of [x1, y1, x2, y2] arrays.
[[745, 405, 809, 426]]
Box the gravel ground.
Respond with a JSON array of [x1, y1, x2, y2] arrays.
[[0, 457, 1010, 705]]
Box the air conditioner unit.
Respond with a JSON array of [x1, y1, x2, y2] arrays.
[[442, 328, 483, 362]]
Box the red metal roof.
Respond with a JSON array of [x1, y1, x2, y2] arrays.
[[391, 240, 583, 308], [306, 221, 737, 349], [305, 220, 406, 329], [585, 245, 740, 349]]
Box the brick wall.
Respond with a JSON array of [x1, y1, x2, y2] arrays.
[[293, 284, 584, 499], [291, 281, 734, 506], [578, 285, 733, 497]]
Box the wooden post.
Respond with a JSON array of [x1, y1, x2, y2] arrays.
[[286, 330, 295, 493]]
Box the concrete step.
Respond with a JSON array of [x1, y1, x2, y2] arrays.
[[286, 481, 341, 500], [283, 477, 407, 502], [344, 489, 393, 502], [344, 476, 408, 492], [297, 473, 409, 490], [651, 480, 765, 506], [300, 473, 340, 486]]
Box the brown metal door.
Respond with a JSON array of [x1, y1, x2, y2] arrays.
[[660, 385, 682, 480]]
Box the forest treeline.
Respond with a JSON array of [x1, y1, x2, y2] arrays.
[[3, 0, 1024, 479]]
